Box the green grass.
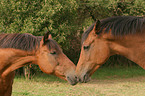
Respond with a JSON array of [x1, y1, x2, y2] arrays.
[[12, 66, 145, 96], [92, 66, 145, 79]]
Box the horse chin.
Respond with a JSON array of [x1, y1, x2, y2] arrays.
[[59, 75, 66, 80], [79, 64, 100, 83], [53, 71, 66, 80], [78, 64, 100, 83], [54, 72, 78, 85]]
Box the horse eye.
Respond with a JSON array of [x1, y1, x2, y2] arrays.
[[83, 45, 90, 50], [50, 51, 56, 55]]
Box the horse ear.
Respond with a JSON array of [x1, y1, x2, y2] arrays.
[[48, 34, 52, 39], [93, 20, 101, 35], [43, 31, 50, 43]]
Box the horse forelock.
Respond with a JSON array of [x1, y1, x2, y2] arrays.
[[82, 16, 145, 44], [45, 39, 62, 53]]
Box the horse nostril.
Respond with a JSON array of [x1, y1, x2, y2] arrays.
[[78, 78, 82, 82], [83, 74, 86, 80], [83, 73, 90, 83]]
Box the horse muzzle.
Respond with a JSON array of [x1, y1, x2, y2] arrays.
[[66, 75, 78, 85], [78, 73, 91, 83]]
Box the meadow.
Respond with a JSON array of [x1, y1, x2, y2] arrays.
[[12, 66, 145, 96]]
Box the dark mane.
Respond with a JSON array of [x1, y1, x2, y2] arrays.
[[45, 39, 62, 53], [82, 16, 145, 43], [0, 33, 60, 52], [0, 33, 41, 51]]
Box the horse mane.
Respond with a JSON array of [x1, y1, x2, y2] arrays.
[[82, 16, 145, 43], [0, 33, 60, 52]]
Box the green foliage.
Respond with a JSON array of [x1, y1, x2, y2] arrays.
[[0, 0, 145, 69]]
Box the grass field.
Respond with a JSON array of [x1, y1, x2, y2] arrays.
[[12, 66, 145, 96]]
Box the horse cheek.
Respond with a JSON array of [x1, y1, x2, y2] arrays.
[[37, 54, 54, 74]]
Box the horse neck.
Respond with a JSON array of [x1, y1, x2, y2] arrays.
[[109, 32, 145, 69], [0, 48, 36, 77]]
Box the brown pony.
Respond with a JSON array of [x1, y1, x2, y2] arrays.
[[75, 16, 145, 83], [0, 32, 77, 96]]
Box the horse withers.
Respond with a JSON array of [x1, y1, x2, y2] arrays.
[[75, 16, 145, 83], [0, 32, 77, 96]]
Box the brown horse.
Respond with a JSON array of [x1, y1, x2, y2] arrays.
[[75, 16, 145, 83], [0, 32, 77, 96]]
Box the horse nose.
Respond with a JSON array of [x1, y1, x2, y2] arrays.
[[79, 73, 90, 83], [67, 75, 78, 85]]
